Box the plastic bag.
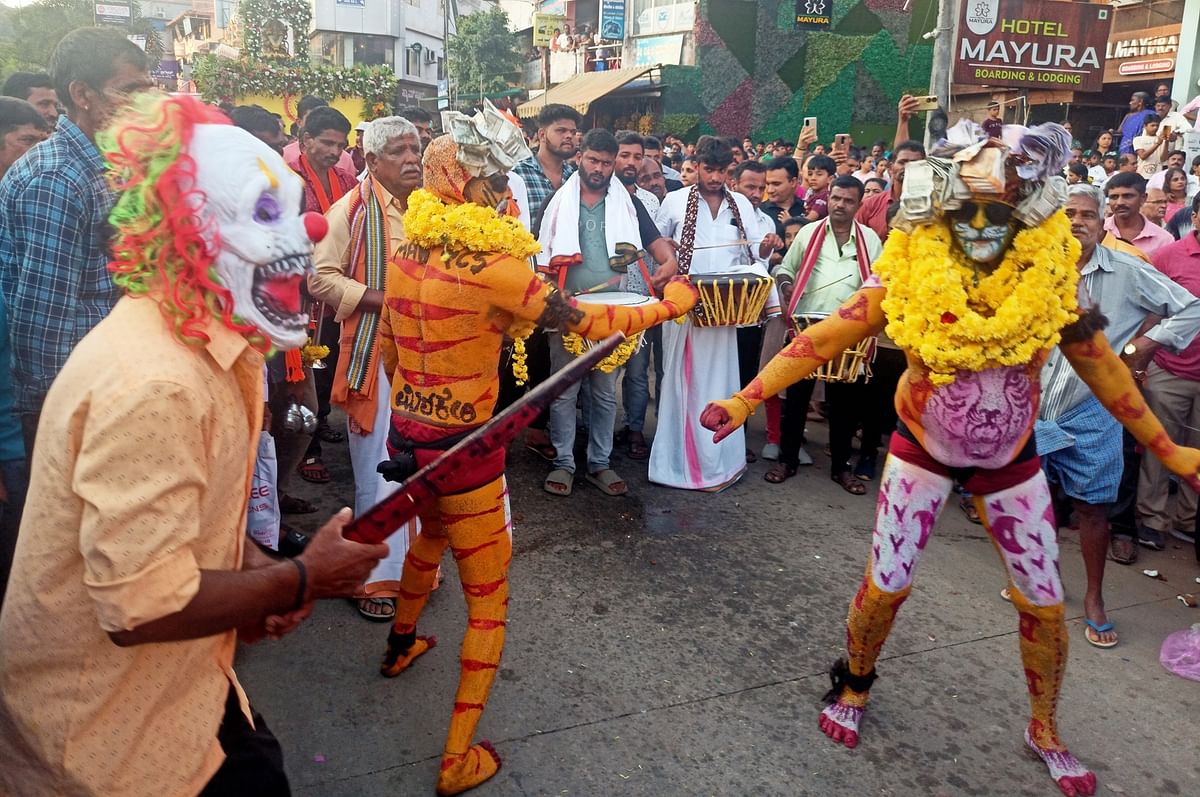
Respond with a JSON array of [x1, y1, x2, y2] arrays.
[[1160, 623, 1200, 682], [246, 432, 281, 550]]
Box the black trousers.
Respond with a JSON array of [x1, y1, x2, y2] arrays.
[[736, 325, 763, 394], [1108, 429, 1140, 538], [779, 377, 868, 475], [496, 329, 553, 431], [304, 317, 341, 460], [857, 348, 906, 461], [199, 688, 290, 796]]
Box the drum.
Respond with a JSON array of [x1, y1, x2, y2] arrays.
[[565, 292, 652, 371], [689, 272, 775, 328], [789, 312, 874, 383]]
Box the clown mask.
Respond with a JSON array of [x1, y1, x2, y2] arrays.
[[188, 125, 327, 350], [949, 200, 1017, 267]]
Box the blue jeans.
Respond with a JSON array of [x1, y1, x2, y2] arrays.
[[621, 325, 662, 433], [549, 332, 618, 474]]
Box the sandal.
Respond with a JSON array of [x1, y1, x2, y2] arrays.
[[959, 496, 982, 525], [544, 468, 573, 496], [1083, 619, 1118, 649], [833, 471, 867, 495], [524, 429, 557, 462], [317, 423, 345, 443], [586, 468, 627, 496], [298, 457, 331, 483], [280, 493, 317, 515], [626, 431, 650, 461], [357, 597, 396, 622], [764, 462, 797, 483], [1109, 536, 1138, 565]]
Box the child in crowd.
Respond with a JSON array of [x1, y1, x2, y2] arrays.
[[802, 154, 835, 222], [1134, 114, 1169, 178], [759, 215, 809, 462]]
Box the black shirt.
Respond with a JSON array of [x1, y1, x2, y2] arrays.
[[760, 199, 806, 237]]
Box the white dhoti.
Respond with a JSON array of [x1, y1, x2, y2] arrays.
[[648, 319, 746, 490], [351, 369, 417, 596]]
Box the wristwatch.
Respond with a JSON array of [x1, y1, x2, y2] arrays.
[[1123, 342, 1138, 357]]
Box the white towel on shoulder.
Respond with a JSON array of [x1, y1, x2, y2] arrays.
[[535, 172, 644, 270]]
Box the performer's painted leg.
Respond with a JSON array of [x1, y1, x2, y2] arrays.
[[820, 454, 952, 747], [976, 474, 1096, 797], [436, 478, 512, 796], [381, 511, 447, 677]]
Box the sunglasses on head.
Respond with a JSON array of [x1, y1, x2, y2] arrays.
[[950, 201, 1014, 226]]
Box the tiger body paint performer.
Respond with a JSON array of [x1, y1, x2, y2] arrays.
[[701, 126, 1200, 797], [375, 109, 697, 796]]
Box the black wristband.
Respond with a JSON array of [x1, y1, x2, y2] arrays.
[[288, 558, 307, 611]]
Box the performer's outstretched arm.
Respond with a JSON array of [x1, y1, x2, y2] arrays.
[[1061, 329, 1200, 490], [480, 253, 698, 337], [701, 287, 886, 442]]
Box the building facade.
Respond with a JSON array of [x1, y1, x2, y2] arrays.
[[310, 0, 483, 105]]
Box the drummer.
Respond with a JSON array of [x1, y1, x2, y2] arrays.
[[767, 175, 881, 494], [650, 136, 779, 491], [536, 128, 679, 497]]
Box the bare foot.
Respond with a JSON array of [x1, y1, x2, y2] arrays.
[[380, 632, 437, 677], [436, 742, 502, 795], [818, 700, 864, 748], [1025, 727, 1096, 796]]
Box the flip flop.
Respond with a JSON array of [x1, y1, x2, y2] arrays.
[[298, 457, 331, 484], [626, 431, 650, 461], [1083, 619, 1118, 649]]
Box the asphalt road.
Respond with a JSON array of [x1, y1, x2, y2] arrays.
[[236, 410, 1200, 797]]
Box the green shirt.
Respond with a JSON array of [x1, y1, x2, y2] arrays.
[[565, 197, 618, 294]]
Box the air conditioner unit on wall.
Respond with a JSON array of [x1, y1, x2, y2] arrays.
[[424, 48, 438, 64]]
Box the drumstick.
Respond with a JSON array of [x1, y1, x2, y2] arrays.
[[575, 274, 624, 295], [683, 239, 756, 251]]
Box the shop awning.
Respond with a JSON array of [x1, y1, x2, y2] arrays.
[[517, 66, 659, 119]]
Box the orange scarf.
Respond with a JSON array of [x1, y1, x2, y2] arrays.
[[299, 154, 347, 213]]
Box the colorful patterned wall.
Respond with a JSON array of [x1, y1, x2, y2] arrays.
[[662, 0, 935, 145]]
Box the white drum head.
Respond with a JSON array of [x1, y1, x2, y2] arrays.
[[573, 291, 656, 307]]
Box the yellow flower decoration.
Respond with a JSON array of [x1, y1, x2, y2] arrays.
[[874, 210, 1081, 386], [402, 188, 540, 262], [560, 332, 642, 373], [301, 343, 330, 367], [402, 188, 543, 383]]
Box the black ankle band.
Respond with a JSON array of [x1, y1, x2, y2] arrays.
[[822, 657, 878, 704], [384, 629, 416, 667]]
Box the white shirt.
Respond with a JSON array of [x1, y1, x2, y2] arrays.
[[656, 188, 758, 275], [507, 169, 532, 232]]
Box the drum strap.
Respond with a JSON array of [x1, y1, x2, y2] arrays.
[[677, 185, 754, 275], [786, 221, 876, 362], [785, 220, 871, 319]]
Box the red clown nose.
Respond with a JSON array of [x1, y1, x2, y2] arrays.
[[302, 212, 328, 243]]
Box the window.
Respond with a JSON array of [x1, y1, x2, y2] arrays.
[[406, 46, 422, 76], [631, 0, 694, 36], [311, 32, 395, 69]]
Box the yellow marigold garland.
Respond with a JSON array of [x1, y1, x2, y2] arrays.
[[301, 343, 330, 367], [402, 188, 544, 383], [874, 210, 1081, 386], [561, 332, 642, 373], [402, 188, 540, 262]]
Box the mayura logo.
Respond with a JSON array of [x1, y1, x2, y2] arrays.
[[965, 0, 999, 35]]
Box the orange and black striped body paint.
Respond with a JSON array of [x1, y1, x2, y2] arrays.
[[375, 240, 695, 795]]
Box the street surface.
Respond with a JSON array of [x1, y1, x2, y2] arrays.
[[236, 411, 1200, 796]]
